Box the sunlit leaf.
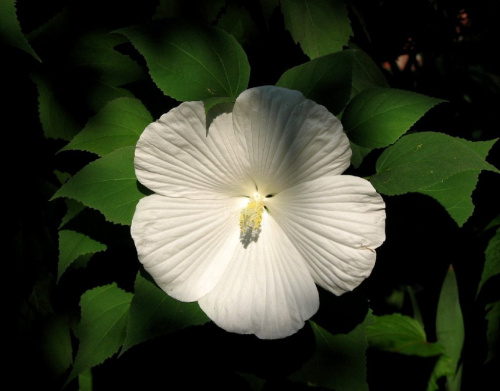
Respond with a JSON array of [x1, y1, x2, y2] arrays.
[[349, 50, 389, 98], [419, 171, 479, 227], [203, 96, 236, 115], [277, 49, 388, 115], [52, 146, 147, 226], [281, 0, 352, 59], [436, 266, 464, 391], [121, 273, 209, 354], [343, 88, 445, 148], [67, 284, 132, 384], [478, 227, 500, 296], [366, 313, 444, 357], [58, 230, 107, 281], [0, 0, 41, 61], [370, 132, 499, 225], [118, 18, 250, 103], [60, 97, 152, 156], [31, 73, 81, 141], [372, 133, 498, 195], [291, 312, 372, 390]]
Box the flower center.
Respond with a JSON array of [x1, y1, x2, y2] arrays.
[[239, 193, 264, 237]]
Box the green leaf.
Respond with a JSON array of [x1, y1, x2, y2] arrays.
[[31, 73, 81, 141], [277, 49, 388, 115], [372, 133, 499, 195], [418, 171, 479, 227], [58, 230, 107, 281], [370, 132, 499, 225], [478, 227, 500, 296], [203, 96, 236, 115], [427, 354, 455, 391], [70, 31, 145, 89], [350, 143, 373, 169], [118, 18, 250, 102], [60, 97, 152, 156], [349, 50, 390, 99], [67, 284, 133, 384], [484, 214, 500, 232], [59, 199, 86, 228], [485, 301, 500, 363], [41, 315, 74, 376], [121, 273, 209, 354], [366, 313, 444, 357], [281, 0, 352, 59], [291, 312, 372, 390], [217, 3, 259, 46], [0, 0, 41, 61], [343, 88, 445, 148], [68, 30, 146, 112], [78, 369, 93, 391], [51, 146, 146, 226], [436, 266, 464, 391]]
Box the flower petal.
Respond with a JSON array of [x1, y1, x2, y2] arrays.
[[232, 86, 352, 196], [267, 175, 386, 296], [131, 194, 245, 301], [198, 212, 319, 339], [135, 101, 253, 198]]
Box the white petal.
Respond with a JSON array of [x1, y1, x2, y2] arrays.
[[131, 194, 245, 301], [198, 212, 319, 339], [267, 175, 386, 296], [135, 101, 254, 198], [232, 86, 352, 196]]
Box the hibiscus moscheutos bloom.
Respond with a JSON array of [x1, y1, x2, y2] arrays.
[[131, 86, 386, 339]]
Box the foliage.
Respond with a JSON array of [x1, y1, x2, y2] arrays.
[[6, 0, 499, 390]]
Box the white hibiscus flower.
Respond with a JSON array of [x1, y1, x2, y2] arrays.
[[131, 86, 386, 339]]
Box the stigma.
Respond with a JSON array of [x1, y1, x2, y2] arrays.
[[239, 193, 265, 236]]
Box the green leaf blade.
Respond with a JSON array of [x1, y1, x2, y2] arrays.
[[121, 273, 209, 354], [436, 266, 464, 391], [118, 19, 250, 102], [371, 132, 498, 225], [478, 227, 500, 296], [52, 146, 146, 226], [366, 313, 444, 357], [418, 171, 480, 227], [67, 284, 133, 384], [485, 301, 500, 364], [276, 49, 388, 115], [291, 312, 373, 390], [58, 230, 107, 281], [31, 73, 81, 141], [281, 0, 352, 59], [343, 88, 446, 149], [60, 97, 152, 156], [372, 132, 499, 195], [0, 0, 41, 61]]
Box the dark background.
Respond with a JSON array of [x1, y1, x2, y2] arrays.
[[5, 0, 499, 390]]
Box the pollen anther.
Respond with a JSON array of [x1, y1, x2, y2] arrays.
[[239, 193, 265, 235]]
